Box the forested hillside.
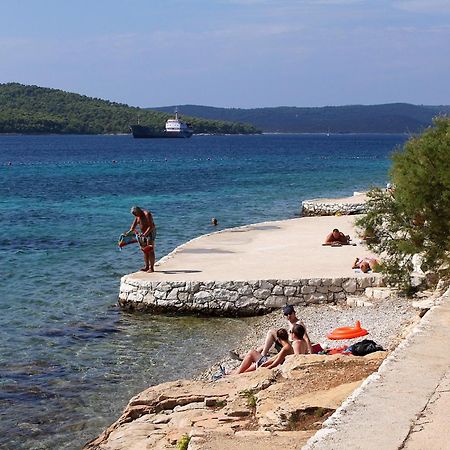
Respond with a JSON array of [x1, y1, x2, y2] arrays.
[[0, 83, 259, 135], [154, 103, 450, 133]]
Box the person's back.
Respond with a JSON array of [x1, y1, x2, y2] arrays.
[[291, 323, 308, 355], [352, 257, 379, 273]]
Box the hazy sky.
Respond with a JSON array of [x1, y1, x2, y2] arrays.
[[1, 0, 449, 108]]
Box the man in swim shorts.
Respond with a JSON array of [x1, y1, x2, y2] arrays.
[[324, 228, 350, 246], [128, 206, 157, 273]]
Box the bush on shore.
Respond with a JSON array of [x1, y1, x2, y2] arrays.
[[357, 116, 450, 291]]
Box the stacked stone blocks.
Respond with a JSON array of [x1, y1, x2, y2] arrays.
[[119, 275, 383, 316], [301, 200, 366, 216]]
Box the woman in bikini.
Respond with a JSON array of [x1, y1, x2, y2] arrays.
[[234, 328, 293, 374], [290, 323, 309, 355]]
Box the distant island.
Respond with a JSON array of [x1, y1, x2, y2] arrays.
[[0, 83, 259, 135], [2, 83, 449, 135], [153, 103, 450, 134]]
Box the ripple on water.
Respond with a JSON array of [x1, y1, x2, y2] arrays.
[[0, 133, 408, 449]]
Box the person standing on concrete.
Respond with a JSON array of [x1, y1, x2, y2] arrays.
[[128, 206, 157, 273]]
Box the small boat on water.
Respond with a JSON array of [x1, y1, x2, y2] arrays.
[[130, 111, 193, 139]]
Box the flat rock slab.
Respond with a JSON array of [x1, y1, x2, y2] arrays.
[[127, 215, 376, 282], [86, 354, 385, 450]]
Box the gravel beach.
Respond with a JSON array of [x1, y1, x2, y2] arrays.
[[198, 295, 419, 380]]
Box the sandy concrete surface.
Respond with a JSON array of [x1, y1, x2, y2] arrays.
[[403, 367, 450, 450], [127, 215, 376, 282], [304, 287, 450, 450]]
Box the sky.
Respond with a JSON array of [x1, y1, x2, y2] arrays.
[[1, 0, 449, 108]]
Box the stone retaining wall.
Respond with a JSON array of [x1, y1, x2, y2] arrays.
[[119, 275, 384, 316], [301, 200, 366, 217]]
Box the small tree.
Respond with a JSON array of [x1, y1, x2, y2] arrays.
[[357, 117, 450, 290]]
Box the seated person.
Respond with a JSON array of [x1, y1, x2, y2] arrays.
[[352, 257, 380, 273], [290, 323, 309, 355], [259, 305, 312, 356], [234, 329, 293, 374], [323, 228, 350, 246]]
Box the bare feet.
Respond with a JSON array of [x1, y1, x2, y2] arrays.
[[140, 267, 149, 271], [147, 268, 154, 273]]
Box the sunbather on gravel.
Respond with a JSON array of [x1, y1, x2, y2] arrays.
[[234, 328, 293, 374], [259, 305, 313, 356], [291, 323, 309, 355]]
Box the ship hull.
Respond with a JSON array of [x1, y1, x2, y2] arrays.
[[130, 125, 193, 139]]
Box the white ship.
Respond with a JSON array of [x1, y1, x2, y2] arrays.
[[130, 111, 193, 139]]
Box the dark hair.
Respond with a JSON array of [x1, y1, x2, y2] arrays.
[[292, 323, 305, 340], [131, 206, 143, 215], [332, 228, 339, 233], [276, 328, 289, 342], [282, 304, 295, 316]]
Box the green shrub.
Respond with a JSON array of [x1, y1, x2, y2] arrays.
[[240, 389, 257, 408], [356, 117, 450, 290], [177, 434, 190, 450]]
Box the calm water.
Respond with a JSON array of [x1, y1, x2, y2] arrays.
[[0, 133, 407, 449]]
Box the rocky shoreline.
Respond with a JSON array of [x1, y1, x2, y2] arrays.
[[85, 193, 429, 449], [85, 291, 423, 450]]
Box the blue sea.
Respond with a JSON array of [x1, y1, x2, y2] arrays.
[[0, 133, 408, 449]]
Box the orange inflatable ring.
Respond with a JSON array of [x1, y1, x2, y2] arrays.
[[327, 321, 368, 340]]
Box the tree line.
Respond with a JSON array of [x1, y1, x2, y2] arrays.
[[0, 83, 259, 135], [154, 103, 450, 134]]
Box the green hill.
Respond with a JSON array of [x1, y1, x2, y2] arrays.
[[0, 83, 259, 135], [153, 103, 450, 134]]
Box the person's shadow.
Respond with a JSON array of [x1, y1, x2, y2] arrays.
[[160, 269, 202, 274]]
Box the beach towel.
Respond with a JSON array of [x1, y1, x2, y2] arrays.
[[326, 346, 351, 355], [118, 231, 138, 249]]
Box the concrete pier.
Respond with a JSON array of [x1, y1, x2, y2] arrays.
[[119, 214, 383, 316]]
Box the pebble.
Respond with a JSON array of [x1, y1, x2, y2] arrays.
[[197, 296, 419, 381]]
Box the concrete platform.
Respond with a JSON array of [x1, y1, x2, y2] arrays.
[[119, 215, 382, 315], [127, 215, 372, 283]]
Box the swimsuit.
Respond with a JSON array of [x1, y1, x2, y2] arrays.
[[138, 228, 157, 247], [256, 355, 269, 368]]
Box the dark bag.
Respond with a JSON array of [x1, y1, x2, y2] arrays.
[[348, 339, 384, 356]]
